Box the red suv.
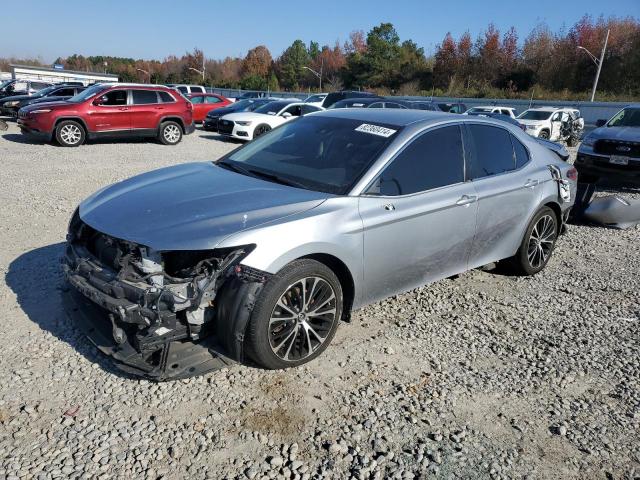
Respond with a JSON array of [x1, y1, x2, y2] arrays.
[[17, 84, 194, 147]]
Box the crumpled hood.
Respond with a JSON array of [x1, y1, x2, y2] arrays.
[[79, 162, 329, 251], [587, 126, 640, 142]]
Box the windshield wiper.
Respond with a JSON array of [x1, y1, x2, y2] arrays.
[[216, 160, 251, 176], [246, 169, 307, 189]]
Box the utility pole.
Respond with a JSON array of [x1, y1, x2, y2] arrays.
[[578, 29, 609, 102]]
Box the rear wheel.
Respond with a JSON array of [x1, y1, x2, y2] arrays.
[[245, 259, 343, 369], [55, 120, 85, 147], [509, 206, 558, 275], [253, 124, 271, 139], [159, 121, 182, 145]]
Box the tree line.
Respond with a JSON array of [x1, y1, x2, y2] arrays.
[[2, 15, 638, 101]]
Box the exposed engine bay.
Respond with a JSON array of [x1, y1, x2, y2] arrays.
[[61, 212, 268, 380]]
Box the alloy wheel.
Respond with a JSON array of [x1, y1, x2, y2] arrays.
[[60, 124, 82, 145], [268, 277, 337, 362], [163, 124, 181, 143], [527, 214, 556, 269]]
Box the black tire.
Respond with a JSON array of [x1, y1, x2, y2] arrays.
[[253, 124, 271, 139], [158, 121, 183, 145], [567, 136, 578, 147], [245, 259, 343, 369], [509, 206, 558, 276], [538, 130, 550, 140], [55, 120, 85, 147]]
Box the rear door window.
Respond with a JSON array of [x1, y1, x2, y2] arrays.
[[205, 96, 222, 104], [466, 124, 515, 179], [132, 90, 159, 104], [511, 135, 530, 169], [370, 125, 465, 196], [158, 91, 175, 103], [177, 86, 188, 94], [190, 96, 204, 104]]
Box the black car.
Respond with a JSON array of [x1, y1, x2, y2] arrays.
[[329, 97, 407, 109], [235, 91, 270, 100], [321, 90, 378, 109], [202, 98, 276, 132], [435, 102, 468, 114], [0, 79, 53, 100], [405, 101, 441, 111], [0, 84, 86, 117], [575, 105, 640, 184]]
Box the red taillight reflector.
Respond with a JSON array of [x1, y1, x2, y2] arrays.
[[566, 167, 578, 181]]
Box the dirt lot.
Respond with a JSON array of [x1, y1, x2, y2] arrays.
[[0, 121, 638, 480]]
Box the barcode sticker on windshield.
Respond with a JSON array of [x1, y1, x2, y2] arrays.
[[355, 124, 397, 138]]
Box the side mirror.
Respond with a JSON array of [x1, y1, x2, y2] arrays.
[[93, 95, 107, 106], [281, 112, 292, 119], [596, 119, 607, 127]]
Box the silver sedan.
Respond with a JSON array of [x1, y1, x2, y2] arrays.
[[63, 109, 577, 380]]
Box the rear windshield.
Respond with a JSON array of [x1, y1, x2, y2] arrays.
[[518, 110, 553, 120], [219, 116, 401, 194], [608, 108, 640, 127]]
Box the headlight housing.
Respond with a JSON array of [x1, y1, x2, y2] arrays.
[[30, 109, 52, 114], [526, 124, 538, 130], [236, 121, 252, 126], [5, 101, 19, 107]]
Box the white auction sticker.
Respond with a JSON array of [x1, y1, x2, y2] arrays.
[[355, 124, 397, 138]]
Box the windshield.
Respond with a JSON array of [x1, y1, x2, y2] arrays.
[[518, 110, 553, 121], [0, 80, 12, 91], [608, 108, 640, 127], [219, 116, 401, 194], [67, 84, 108, 103], [305, 94, 325, 103], [254, 101, 292, 115], [34, 85, 59, 97]]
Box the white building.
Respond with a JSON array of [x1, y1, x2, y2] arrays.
[[10, 64, 118, 85]]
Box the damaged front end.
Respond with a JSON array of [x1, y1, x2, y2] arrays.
[[61, 212, 268, 380]]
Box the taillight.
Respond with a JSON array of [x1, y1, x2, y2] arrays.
[[566, 167, 578, 181]]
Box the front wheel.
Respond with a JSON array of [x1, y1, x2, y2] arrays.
[[55, 120, 85, 147], [509, 207, 558, 275], [158, 121, 183, 145], [253, 124, 271, 139], [538, 130, 550, 140], [245, 259, 343, 369]]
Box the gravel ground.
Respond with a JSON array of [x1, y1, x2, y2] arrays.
[[0, 120, 638, 480]]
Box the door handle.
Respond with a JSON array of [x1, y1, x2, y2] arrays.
[[524, 179, 539, 188], [383, 203, 395, 211], [118, 107, 129, 111], [155, 106, 165, 110], [455, 195, 477, 206]]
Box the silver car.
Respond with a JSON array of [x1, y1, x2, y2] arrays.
[[62, 109, 577, 380]]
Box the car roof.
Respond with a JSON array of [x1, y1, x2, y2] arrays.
[[314, 108, 454, 127]]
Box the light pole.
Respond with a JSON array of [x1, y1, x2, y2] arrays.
[[136, 68, 151, 83], [303, 59, 323, 90], [189, 67, 205, 84], [577, 29, 609, 102]]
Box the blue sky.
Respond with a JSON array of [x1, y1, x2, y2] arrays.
[[4, 0, 638, 62]]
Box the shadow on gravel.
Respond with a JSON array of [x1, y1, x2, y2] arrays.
[[6, 243, 134, 379], [1, 133, 46, 145]]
